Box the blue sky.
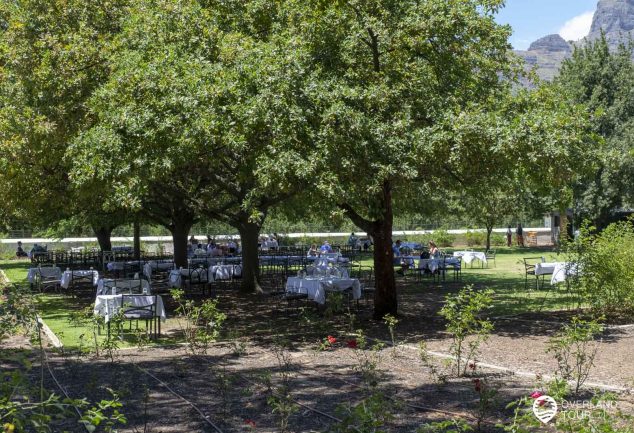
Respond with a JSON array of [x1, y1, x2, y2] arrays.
[[496, 0, 599, 50]]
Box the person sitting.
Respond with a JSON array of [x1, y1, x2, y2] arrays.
[[363, 236, 373, 251], [320, 240, 333, 253], [307, 244, 319, 257], [227, 239, 237, 254], [392, 240, 402, 258], [210, 244, 224, 257], [16, 241, 28, 258], [428, 241, 440, 258], [194, 243, 206, 256]]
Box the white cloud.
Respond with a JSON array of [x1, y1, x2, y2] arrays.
[[559, 11, 595, 41]]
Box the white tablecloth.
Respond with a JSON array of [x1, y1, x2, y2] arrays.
[[107, 261, 143, 272], [97, 278, 151, 296], [535, 262, 576, 284], [94, 294, 166, 323], [209, 264, 242, 280], [168, 268, 213, 288], [453, 251, 487, 265], [306, 266, 350, 278], [143, 261, 175, 279], [286, 276, 361, 305], [60, 270, 99, 289], [418, 258, 461, 273], [27, 267, 62, 284]]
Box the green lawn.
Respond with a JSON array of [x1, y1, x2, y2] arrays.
[[1, 247, 579, 348]]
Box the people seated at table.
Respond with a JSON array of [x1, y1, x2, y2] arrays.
[[210, 244, 224, 257], [29, 243, 47, 257], [227, 239, 237, 254], [16, 241, 28, 258], [307, 244, 319, 257], [320, 240, 333, 253], [362, 236, 373, 251], [392, 240, 402, 257], [428, 241, 440, 258], [193, 243, 207, 256]]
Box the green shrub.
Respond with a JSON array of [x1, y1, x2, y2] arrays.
[[432, 228, 455, 248], [465, 230, 486, 247], [490, 233, 505, 247], [571, 221, 634, 317]]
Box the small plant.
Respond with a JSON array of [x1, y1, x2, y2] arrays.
[[439, 286, 494, 376], [267, 341, 298, 433], [546, 316, 603, 394], [214, 365, 235, 415], [325, 292, 346, 317], [318, 334, 338, 351], [382, 314, 399, 349], [170, 288, 226, 355], [417, 420, 473, 433], [472, 378, 498, 432], [330, 392, 395, 433], [350, 331, 385, 391], [226, 330, 248, 357], [418, 341, 448, 385]]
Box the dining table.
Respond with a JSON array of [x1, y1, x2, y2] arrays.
[[285, 276, 361, 305]]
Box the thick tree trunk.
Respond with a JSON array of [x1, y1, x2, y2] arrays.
[[93, 226, 113, 252], [133, 220, 141, 260], [170, 222, 192, 268], [370, 182, 397, 320], [237, 221, 263, 294], [370, 221, 398, 319]]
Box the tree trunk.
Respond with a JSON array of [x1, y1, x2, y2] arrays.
[[93, 226, 113, 251], [133, 219, 141, 260], [237, 221, 263, 294], [170, 222, 192, 268], [370, 181, 397, 320], [486, 225, 493, 252], [370, 221, 398, 319]]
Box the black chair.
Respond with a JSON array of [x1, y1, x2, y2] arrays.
[[440, 256, 462, 281], [186, 264, 210, 296], [485, 250, 496, 268], [35, 266, 62, 293], [524, 257, 545, 290], [117, 294, 160, 339], [68, 270, 96, 296], [358, 267, 375, 305]]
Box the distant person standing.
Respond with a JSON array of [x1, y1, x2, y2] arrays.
[[506, 226, 512, 247], [516, 223, 524, 247]]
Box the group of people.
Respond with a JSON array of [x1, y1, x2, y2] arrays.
[[307, 240, 335, 257], [15, 241, 47, 259], [188, 235, 239, 257], [347, 232, 373, 251], [506, 223, 525, 247]]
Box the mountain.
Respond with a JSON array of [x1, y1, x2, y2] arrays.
[[588, 0, 634, 44], [515, 34, 572, 82], [514, 0, 634, 82]]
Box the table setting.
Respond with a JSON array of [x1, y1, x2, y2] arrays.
[[285, 273, 361, 305], [60, 269, 100, 289]]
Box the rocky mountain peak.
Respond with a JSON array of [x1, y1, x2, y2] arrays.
[[590, 0, 634, 36], [528, 34, 572, 53]]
